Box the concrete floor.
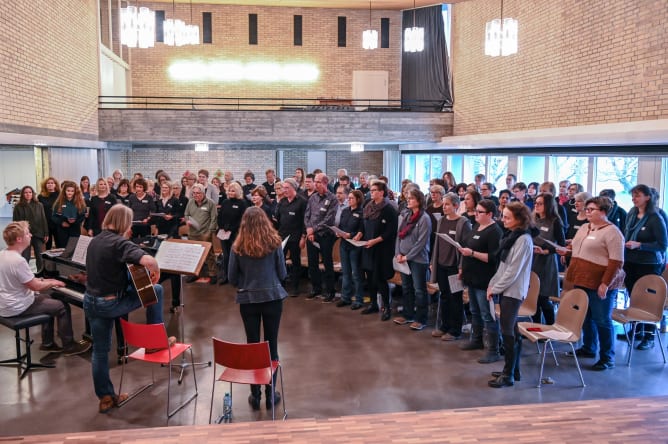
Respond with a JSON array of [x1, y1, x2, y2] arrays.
[[1, 276, 668, 437]]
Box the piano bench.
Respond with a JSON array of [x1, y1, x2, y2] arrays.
[[0, 313, 56, 379]]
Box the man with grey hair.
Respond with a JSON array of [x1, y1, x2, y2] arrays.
[[304, 173, 337, 301], [184, 183, 218, 284], [275, 178, 308, 296]]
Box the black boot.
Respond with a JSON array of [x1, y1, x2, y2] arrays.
[[461, 322, 484, 350], [478, 330, 501, 364], [488, 335, 515, 388], [248, 385, 261, 410], [265, 382, 281, 410]]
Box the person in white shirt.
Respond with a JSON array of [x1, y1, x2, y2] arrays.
[[0, 221, 89, 356]]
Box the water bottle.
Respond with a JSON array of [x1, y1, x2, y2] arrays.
[[223, 392, 232, 420]]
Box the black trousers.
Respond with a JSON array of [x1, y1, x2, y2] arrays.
[[240, 299, 283, 395]]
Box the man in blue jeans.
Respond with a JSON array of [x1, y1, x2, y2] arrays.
[[83, 204, 169, 414]]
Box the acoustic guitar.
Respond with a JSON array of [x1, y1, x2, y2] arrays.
[[127, 264, 158, 308]]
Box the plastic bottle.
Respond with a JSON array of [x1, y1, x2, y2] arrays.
[[223, 392, 232, 419]]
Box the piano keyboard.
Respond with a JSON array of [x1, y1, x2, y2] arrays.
[[52, 286, 84, 303]]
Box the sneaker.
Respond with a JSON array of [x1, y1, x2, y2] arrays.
[[146, 336, 177, 354], [248, 394, 261, 410], [393, 317, 410, 325], [591, 360, 615, 371], [409, 322, 426, 331], [637, 338, 655, 350], [566, 348, 596, 358], [431, 329, 445, 338], [63, 340, 92, 356], [39, 342, 64, 352], [361, 305, 379, 315], [441, 333, 461, 341]]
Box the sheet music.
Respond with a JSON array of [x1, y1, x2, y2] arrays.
[[490, 299, 496, 321], [537, 236, 559, 249], [436, 232, 462, 249], [282, 235, 290, 249], [71, 235, 92, 265], [448, 274, 464, 293], [393, 257, 411, 275], [327, 225, 347, 237], [217, 229, 231, 240], [155, 241, 205, 274], [187, 216, 201, 230], [346, 239, 368, 247]]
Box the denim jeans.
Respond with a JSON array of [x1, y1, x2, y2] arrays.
[[83, 284, 164, 399], [578, 286, 615, 363], [400, 261, 429, 324], [468, 286, 497, 329], [339, 242, 363, 304]]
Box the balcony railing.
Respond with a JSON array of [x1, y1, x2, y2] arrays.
[[98, 96, 452, 112]]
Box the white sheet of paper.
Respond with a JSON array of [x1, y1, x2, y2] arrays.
[[537, 236, 559, 249], [71, 235, 92, 265], [436, 232, 462, 249], [282, 235, 290, 249], [327, 225, 347, 237], [393, 257, 411, 275], [155, 241, 205, 274], [346, 239, 368, 247], [187, 216, 201, 230], [217, 229, 231, 240], [311, 241, 320, 249], [489, 299, 496, 321], [448, 274, 463, 293]]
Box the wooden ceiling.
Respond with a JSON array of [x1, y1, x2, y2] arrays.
[[150, 1, 465, 11]]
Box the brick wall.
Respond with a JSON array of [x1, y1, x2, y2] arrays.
[[451, 0, 668, 135], [120, 147, 383, 187], [0, 0, 99, 138], [126, 3, 402, 101]]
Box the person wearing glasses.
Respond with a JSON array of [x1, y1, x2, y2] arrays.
[[184, 184, 218, 284], [430, 192, 472, 340], [355, 181, 398, 320], [458, 199, 503, 362], [531, 193, 566, 325], [334, 189, 365, 308], [559, 196, 624, 371], [394, 188, 432, 330], [480, 182, 499, 205], [623, 184, 668, 351]]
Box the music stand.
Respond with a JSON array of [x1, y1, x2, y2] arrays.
[[155, 239, 212, 383]]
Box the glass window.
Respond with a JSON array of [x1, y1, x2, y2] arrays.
[[462, 155, 486, 185], [548, 156, 588, 191], [488, 156, 508, 192], [402, 154, 447, 192], [593, 157, 638, 211], [518, 156, 544, 186]]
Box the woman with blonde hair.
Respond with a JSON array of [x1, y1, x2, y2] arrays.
[[51, 180, 87, 247], [229, 206, 287, 411]]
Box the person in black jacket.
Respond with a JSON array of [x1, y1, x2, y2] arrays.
[[335, 189, 365, 308], [86, 178, 118, 236], [599, 189, 627, 231], [274, 178, 307, 296], [217, 182, 248, 284], [38, 177, 60, 251], [355, 181, 398, 321]]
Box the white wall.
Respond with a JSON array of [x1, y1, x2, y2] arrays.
[[0, 148, 36, 217]]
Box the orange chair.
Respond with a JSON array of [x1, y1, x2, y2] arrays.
[[209, 338, 286, 423], [118, 319, 198, 418]]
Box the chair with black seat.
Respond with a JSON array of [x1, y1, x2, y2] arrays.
[[118, 319, 198, 418], [0, 313, 56, 379], [518, 288, 589, 388], [209, 338, 286, 423], [612, 274, 667, 366]]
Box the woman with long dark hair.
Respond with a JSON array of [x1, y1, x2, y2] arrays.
[[38, 177, 60, 250], [12, 185, 49, 275], [51, 180, 86, 248], [228, 206, 287, 410], [623, 184, 668, 350], [487, 202, 535, 388], [531, 192, 565, 325]]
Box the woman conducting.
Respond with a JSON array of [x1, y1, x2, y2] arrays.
[[228, 207, 287, 411], [487, 202, 535, 388], [83, 204, 166, 413]]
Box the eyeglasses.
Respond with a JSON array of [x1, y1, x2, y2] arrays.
[[370, 189, 380, 192], [584, 207, 600, 212], [480, 188, 489, 191], [475, 210, 488, 214], [534, 201, 544, 206]]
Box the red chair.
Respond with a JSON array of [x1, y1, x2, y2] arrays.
[[209, 338, 286, 422], [118, 319, 198, 418]]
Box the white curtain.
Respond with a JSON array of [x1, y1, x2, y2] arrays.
[[49, 148, 98, 183]]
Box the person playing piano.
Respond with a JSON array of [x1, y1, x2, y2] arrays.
[[83, 204, 168, 414], [0, 222, 91, 356]]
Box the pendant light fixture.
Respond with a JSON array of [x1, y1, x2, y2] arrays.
[[403, 0, 424, 53], [164, 0, 199, 46], [120, 1, 155, 48], [484, 0, 518, 57], [362, 0, 378, 50]]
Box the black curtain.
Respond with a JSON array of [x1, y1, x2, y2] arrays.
[[401, 5, 453, 111]]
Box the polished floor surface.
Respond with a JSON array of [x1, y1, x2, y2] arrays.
[[2, 277, 668, 438]]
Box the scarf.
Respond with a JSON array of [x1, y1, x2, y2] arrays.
[[497, 226, 538, 263], [398, 209, 423, 240], [624, 207, 650, 242], [363, 197, 388, 220]]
